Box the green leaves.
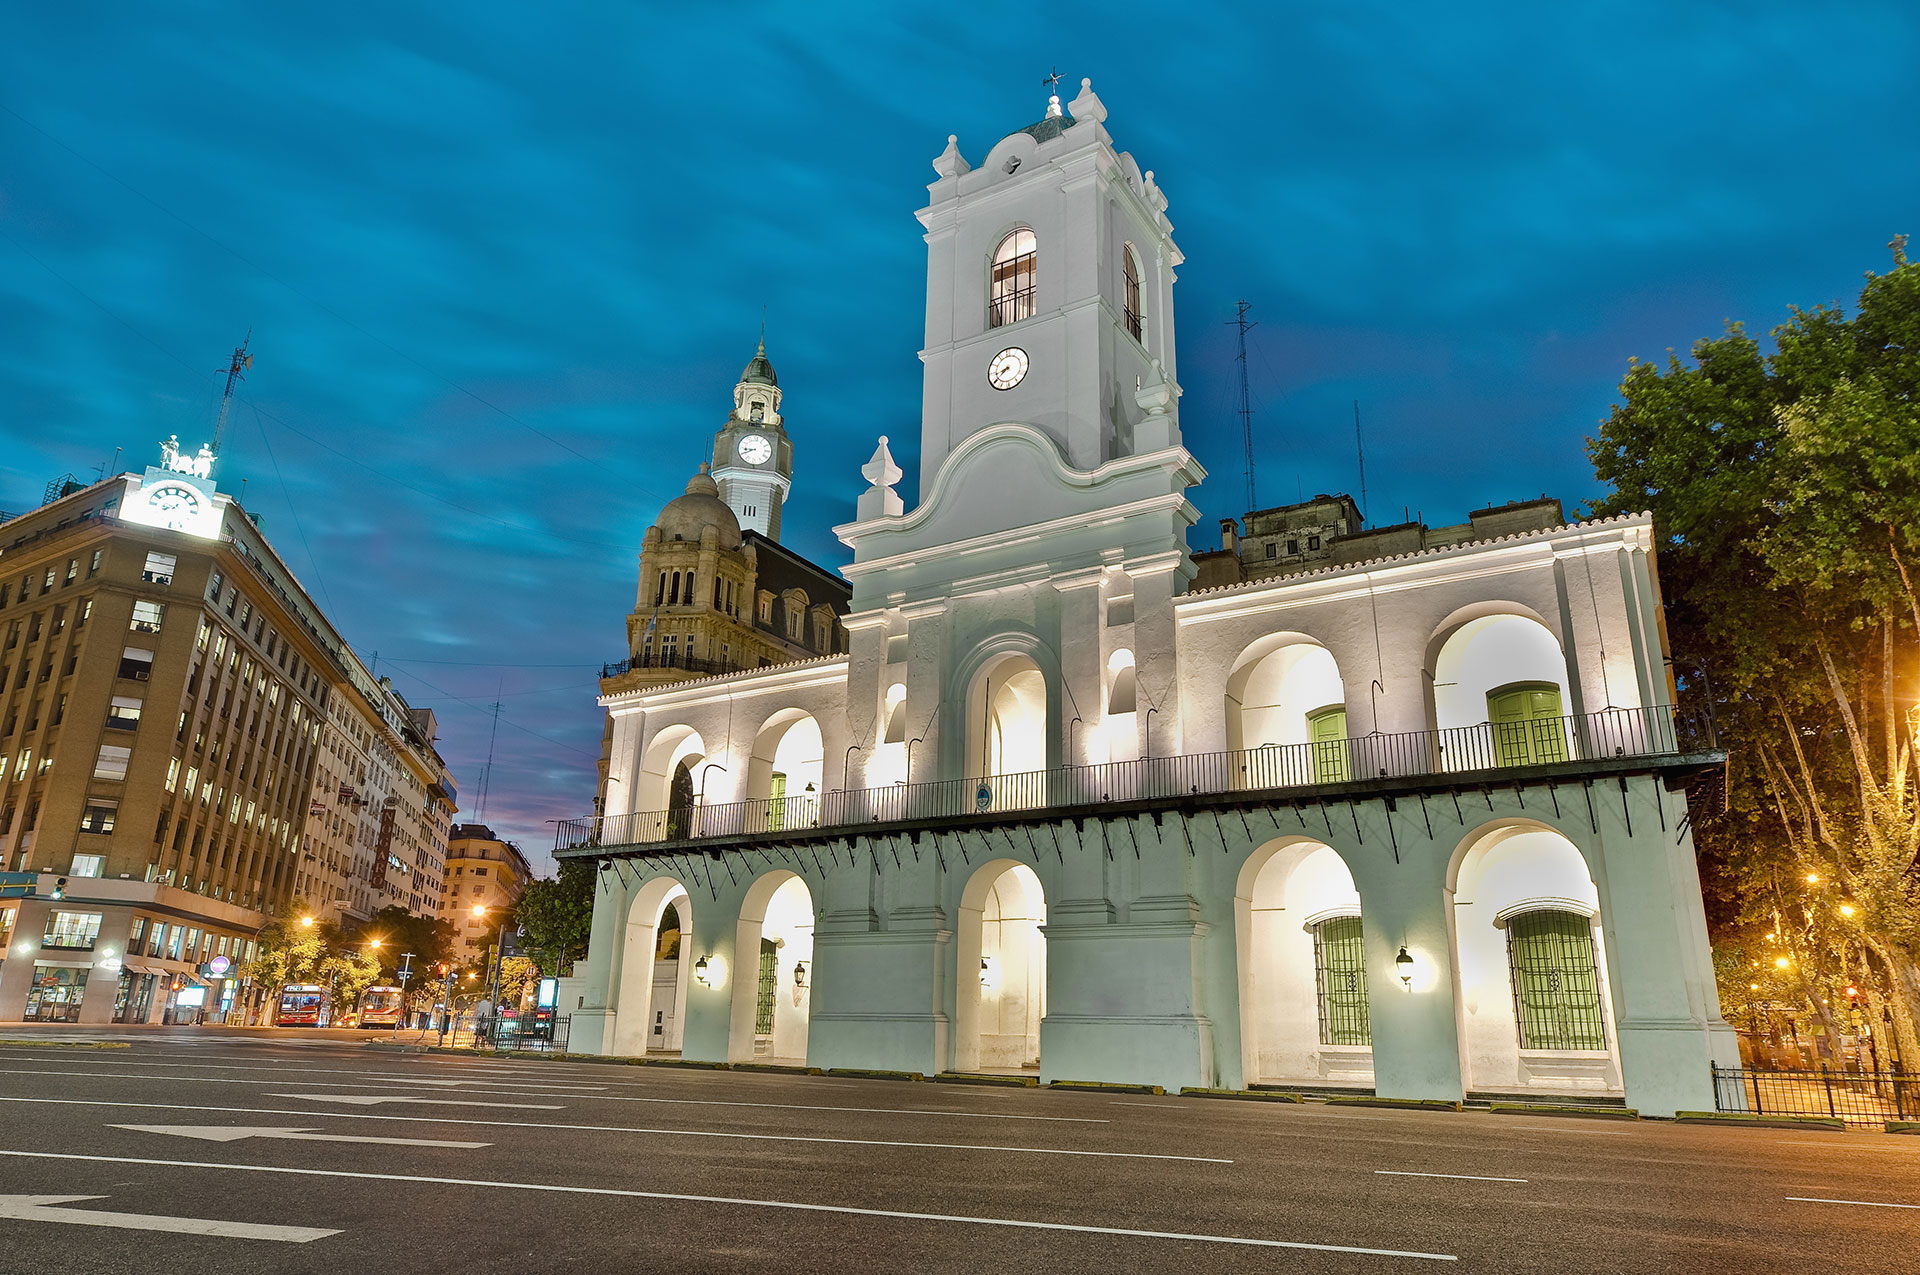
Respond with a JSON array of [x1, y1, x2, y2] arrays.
[[513, 859, 595, 976]]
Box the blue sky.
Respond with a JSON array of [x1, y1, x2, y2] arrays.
[[5, 3, 1915, 873]]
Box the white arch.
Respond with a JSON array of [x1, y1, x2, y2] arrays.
[[966, 653, 1048, 781], [1431, 612, 1571, 732], [747, 710, 824, 830], [636, 726, 706, 819], [610, 875, 692, 1058], [1234, 839, 1371, 1087], [954, 859, 1046, 1074], [1447, 823, 1621, 1095], [728, 870, 816, 1064]]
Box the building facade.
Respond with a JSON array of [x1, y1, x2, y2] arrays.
[[557, 80, 1735, 1115], [0, 432, 457, 1023], [442, 823, 532, 965]]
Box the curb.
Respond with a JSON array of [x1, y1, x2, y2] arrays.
[[1047, 1080, 1165, 1095], [825, 1068, 925, 1082], [1673, 1110, 1848, 1130], [732, 1063, 811, 1075], [1179, 1087, 1303, 1103], [1486, 1102, 1639, 1121], [1326, 1095, 1462, 1111], [1887, 1122, 1920, 1135], [934, 1072, 1039, 1088], [0, 1039, 132, 1049]]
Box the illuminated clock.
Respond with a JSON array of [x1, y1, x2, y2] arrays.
[[987, 347, 1029, 390], [737, 434, 773, 465], [145, 482, 203, 530]]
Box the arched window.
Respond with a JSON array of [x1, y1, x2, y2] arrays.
[[655, 573, 666, 606], [1506, 909, 1606, 1050], [1312, 914, 1370, 1046], [990, 229, 1037, 328], [668, 572, 680, 605], [1121, 244, 1143, 342]]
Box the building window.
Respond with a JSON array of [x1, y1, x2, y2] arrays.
[[1313, 915, 1371, 1046], [129, 601, 165, 634], [142, 552, 177, 585], [70, 853, 105, 878], [1122, 244, 1143, 342], [105, 696, 143, 731], [1307, 535, 1321, 551], [755, 938, 778, 1036], [1488, 683, 1568, 767], [1507, 909, 1607, 1051], [43, 910, 103, 950], [1265, 542, 1277, 559], [989, 228, 1038, 328], [80, 800, 118, 834], [94, 744, 132, 782], [88, 550, 104, 577], [1286, 539, 1299, 555]]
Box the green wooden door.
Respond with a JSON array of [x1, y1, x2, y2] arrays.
[[1506, 910, 1606, 1050], [1487, 684, 1564, 767], [755, 939, 779, 1037], [1308, 706, 1350, 783], [768, 773, 788, 831], [1313, 915, 1371, 1045]]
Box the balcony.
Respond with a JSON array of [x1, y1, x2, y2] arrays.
[[557, 705, 1712, 853]]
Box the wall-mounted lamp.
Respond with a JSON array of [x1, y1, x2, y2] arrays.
[[793, 961, 809, 989], [1396, 946, 1414, 988], [694, 956, 711, 986], [695, 955, 725, 988], [979, 956, 997, 989]]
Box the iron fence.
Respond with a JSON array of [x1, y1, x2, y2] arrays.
[[557, 704, 1694, 852], [484, 1014, 569, 1053], [1712, 1063, 1919, 1126]]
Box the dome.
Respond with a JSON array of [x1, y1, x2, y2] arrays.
[[654, 466, 741, 549], [740, 338, 777, 388]]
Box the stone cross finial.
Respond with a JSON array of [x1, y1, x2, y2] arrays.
[[857, 435, 904, 519]]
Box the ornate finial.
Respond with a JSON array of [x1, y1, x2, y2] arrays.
[[857, 435, 904, 520], [1044, 67, 1064, 118]]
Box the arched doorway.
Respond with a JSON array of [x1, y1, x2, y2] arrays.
[[1225, 636, 1347, 787], [610, 876, 692, 1057], [1430, 613, 1573, 769], [636, 727, 706, 840], [1448, 824, 1621, 1095], [748, 711, 824, 832], [966, 654, 1048, 811], [730, 871, 816, 1064], [1235, 840, 1372, 1087], [954, 860, 1046, 1074]]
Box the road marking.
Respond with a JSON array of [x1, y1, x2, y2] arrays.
[[1785, 1196, 1920, 1210], [111, 1124, 491, 1149], [0, 1193, 337, 1243], [0, 1151, 1454, 1260], [0, 1066, 1104, 1121], [271, 1093, 564, 1109], [1375, 1170, 1528, 1183]]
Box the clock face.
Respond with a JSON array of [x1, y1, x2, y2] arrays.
[[987, 346, 1029, 390], [147, 482, 202, 530], [737, 434, 773, 465]]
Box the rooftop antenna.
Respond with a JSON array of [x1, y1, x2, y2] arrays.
[[476, 693, 503, 821], [1228, 301, 1257, 511], [210, 332, 253, 456], [1353, 399, 1369, 527]]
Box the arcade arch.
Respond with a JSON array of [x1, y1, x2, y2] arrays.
[[636, 727, 706, 838], [610, 875, 693, 1058], [966, 653, 1048, 781], [954, 860, 1046, 1074], [1430, 613, 1573, 768], [730, 871, 816, 1064], [748, 710, 824, 831], [1226, 636, 1348, 786], [1235, 840, 1372, 1087], [1448, 824, 1621, 1094]]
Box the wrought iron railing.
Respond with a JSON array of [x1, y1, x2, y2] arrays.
[[602, 652, 749, 679], [1712, 1063, 1919, 1127], [557, 705, 1695, 852]]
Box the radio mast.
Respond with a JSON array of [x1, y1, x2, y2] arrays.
[[210, 333, 253, 456], [1228, 301, 1257, 511]]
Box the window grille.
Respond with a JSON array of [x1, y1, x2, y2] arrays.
[[1506, 909, 1607, 1050], [1313, 915, 1371, 1046], [990, 230, 1037, 328], [1122, 246, 1143, 341], [755, 939, 778, 1036]]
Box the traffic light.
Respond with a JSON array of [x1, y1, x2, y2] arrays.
[[1845, 984, 1860, 1006], [436, 962, 450, 977], [50, 877, 67, 901]]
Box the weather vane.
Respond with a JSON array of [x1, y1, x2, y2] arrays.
[[1043, 67, 1063, 97]]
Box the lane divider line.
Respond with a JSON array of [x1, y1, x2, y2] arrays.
[[1375, 1170, 1529, 1183], [1785, 1196, 1920, 1210]]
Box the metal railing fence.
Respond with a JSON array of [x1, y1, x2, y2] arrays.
[[1712, 1063, 1919, 1126], [558, 705, 1691, 852]]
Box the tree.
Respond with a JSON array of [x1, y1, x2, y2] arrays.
[[515, 860, 596, 976], [349, 906, 457, 985], [1587, 238, 1920, 1066]]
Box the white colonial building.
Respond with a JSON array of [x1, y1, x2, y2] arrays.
[[558, 79, 1735, 1115]]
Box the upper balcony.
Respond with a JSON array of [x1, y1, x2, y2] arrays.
[[557, 704, 1717, 855]]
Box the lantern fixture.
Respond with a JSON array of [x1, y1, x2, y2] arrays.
[[695, 956, 710, 986], [1396, 946, 1415, 988]]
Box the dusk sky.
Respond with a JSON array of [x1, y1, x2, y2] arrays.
[[5, 4, 1915, 875]]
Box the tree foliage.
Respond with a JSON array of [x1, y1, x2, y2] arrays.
[[514, 859, 596, 976], [1587, 238, 1920, 1064]]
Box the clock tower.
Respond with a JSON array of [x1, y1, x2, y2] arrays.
[[710, 338, 793, 541]]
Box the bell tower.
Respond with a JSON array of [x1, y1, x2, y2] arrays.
[[710, 338, 793, 540], [914, 76, 1182, 494]]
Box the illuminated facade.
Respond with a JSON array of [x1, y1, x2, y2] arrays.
[[558, 80, 1735, 1115], [441, 823, 532, 965]]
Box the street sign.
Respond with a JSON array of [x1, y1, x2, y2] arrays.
[[207, 955, 231, 977], [0, 871, 37, 899]]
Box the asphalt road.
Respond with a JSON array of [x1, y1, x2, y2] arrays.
[[0, 1029, 1913, 1273]]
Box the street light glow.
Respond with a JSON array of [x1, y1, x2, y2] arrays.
[[471, 904, 486, 918], [1839, 904, 1856, 918], [299, 916, 315, 927], [1806, 873, 1820, 884], [1774, 956, 1791, 969]]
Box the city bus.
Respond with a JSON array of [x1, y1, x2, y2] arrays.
[[275, 984, 326, 1026], [358, 985, 405, 1029]]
